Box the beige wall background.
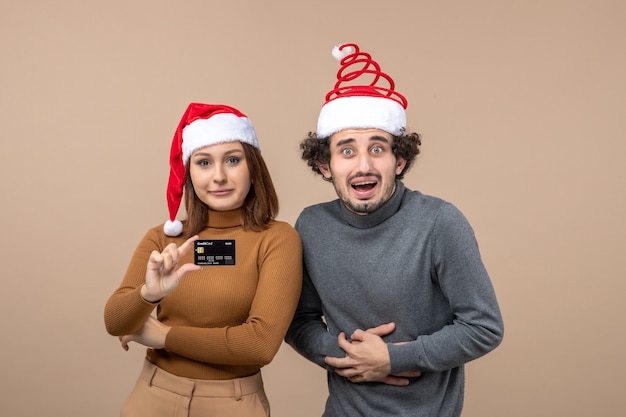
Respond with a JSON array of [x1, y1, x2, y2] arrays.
[[1, 1, 624, 416]]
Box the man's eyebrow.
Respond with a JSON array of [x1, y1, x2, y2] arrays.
[[335, 138, 355, 147], [369, 135, 390, 144]]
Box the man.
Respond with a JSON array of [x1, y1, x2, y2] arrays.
[[285, 43, 504, 417]]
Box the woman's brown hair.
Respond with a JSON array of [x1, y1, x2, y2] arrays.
[[182, 142, 279, 237]]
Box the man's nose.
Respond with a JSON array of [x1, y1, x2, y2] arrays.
[[358, 154, 372, 171]]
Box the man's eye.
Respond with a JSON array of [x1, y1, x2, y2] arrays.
[[371, 146, 383, 154], [341, 148, 353, 156]]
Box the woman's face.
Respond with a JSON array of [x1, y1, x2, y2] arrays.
[[188, 141, 251, 211]]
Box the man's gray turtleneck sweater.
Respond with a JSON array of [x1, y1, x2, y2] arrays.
[[286, 181, 503, 417]]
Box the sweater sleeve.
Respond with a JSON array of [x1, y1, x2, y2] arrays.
[[103, 228, 162, 336], [284, 267, 346, 368], [388, 203, 504, 374], [164, 223, 303, 366], [284, 215, 346, 368]]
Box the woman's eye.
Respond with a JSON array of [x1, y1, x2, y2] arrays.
[[226, 157, 240, 165], [197, 160, 210, 167]]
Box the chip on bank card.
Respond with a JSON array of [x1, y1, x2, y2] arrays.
[[194, 240, 235, 266]]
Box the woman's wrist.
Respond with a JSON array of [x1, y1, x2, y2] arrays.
[[140, 284, 162, 304]]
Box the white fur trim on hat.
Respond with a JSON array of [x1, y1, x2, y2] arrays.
[[182, 113, 258, 163], [316, 95, 406, 138]]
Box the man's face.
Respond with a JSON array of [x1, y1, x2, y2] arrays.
[[319, 128, 406, 215]]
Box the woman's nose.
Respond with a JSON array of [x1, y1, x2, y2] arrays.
[[212, 165, 227, 183]]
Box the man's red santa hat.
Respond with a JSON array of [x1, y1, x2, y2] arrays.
[[316, 43, 408, 138]]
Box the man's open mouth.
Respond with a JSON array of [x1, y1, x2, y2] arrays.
[[351, 180, 377, 192]]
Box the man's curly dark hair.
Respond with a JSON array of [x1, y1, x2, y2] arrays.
[[299, 131, 422, 181]]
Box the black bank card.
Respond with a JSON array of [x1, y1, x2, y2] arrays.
[[194, 240, 235, 266]]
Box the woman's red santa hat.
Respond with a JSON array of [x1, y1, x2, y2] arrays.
[[316, 43, 408, 138], [164, 102, 259, 236]]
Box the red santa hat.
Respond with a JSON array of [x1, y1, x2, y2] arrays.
[[163, 102, 259, 236], [316, 43, 408, 138]]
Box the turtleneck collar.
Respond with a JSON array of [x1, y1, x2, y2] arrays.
[[339, 180, 406, 229], [206, 208, 244, 229]]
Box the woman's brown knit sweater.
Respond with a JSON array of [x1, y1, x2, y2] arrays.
[[105, 209, 302, 380]]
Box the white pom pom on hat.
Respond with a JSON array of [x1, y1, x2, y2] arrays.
[[163, 219, 183, 236], [331, 44, 355, 60], [164, 103, 259, 236], [317, 43, 408, 138]]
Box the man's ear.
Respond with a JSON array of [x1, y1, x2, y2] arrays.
[[318, 163, 332, 180], [395, 157, 407, 175]]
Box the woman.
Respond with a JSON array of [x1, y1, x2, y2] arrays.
[[104, 102, 302, 417]]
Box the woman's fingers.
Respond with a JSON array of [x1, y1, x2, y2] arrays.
[[161, 236, 198, 271], [161, 243, 178, 271], [119, 335, 130, 351], [178, 235, 199, 257], [177, 263, 202, 281]]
